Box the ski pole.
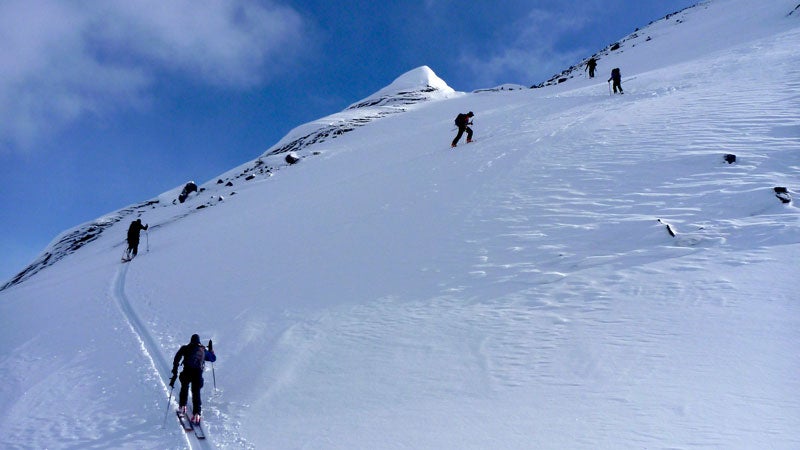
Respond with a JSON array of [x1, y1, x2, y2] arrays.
[[608, 81, 612, 95], [146, 229, 150, 252], [162, 385, 174, 428], [208, 340, 217, 393]]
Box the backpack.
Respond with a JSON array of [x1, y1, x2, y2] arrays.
[[184, 344, 206, 370]]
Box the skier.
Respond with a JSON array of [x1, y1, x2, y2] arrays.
[[124, 219, 149, 261], [585, 57, 597, 78], [608, 67, 624, 94], [451, 111, 474, 148], [170, 334, 216, 424]]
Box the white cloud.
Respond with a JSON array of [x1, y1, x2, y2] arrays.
[[93, 0, 306, 86], [0, 0, 307, 152]]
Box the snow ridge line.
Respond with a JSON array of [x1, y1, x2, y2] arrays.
[[111, 264, 215, 450]]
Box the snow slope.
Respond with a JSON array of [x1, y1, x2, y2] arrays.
[[1, 0, 799, 448]]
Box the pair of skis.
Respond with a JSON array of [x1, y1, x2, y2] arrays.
[[121, 248, 134, 263], [176, 409, 205, 440]]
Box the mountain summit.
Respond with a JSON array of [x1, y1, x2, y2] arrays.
[[348, 65, 456, 110]]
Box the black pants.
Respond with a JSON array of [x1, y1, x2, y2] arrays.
[[179, 369, 205, 414], [452, 125, 473, 146], [612, 80, 623, 94], [588, 67, 595, 78], [126, 238, 140, 257]]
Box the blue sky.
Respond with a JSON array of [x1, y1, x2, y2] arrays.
[[0, 0, 697, 282]]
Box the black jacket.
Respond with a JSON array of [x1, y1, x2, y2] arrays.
[[172, 338, 216, 376], [455, 113, 472, 127], [127, 220, 148, 242]]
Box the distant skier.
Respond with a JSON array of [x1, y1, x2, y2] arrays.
[[608, 67, 624, 94], [124, 219, 148, 261], [170, 334, 216, 424], [585, 57, 598, 78], [451, 111, 474, 148]]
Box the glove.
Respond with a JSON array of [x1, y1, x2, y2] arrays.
[[169, 374, 177, 388], [208, 340, 213, 352]]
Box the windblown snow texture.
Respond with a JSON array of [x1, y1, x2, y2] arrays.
[[1, 1, 799, 449]]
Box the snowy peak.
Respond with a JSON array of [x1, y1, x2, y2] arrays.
[[347, 65, 456, 110], [252, 67, 454, 159], [386, 65, 452, 93]]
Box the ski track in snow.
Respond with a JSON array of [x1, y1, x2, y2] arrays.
[[112, 264, 214, 450]]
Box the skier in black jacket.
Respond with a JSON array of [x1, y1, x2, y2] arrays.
[[585, 57, 598, 78], [170, 334, 217, 423], [124, 219, 148, 261], [451, 111, 474, 148], [608, 67, 623, 94]]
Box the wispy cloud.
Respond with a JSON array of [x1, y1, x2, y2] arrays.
[[458, 7, 595, 87], [0, 0, 307, 152]]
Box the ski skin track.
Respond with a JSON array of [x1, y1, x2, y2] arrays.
[[112, 263, 214, 449]]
